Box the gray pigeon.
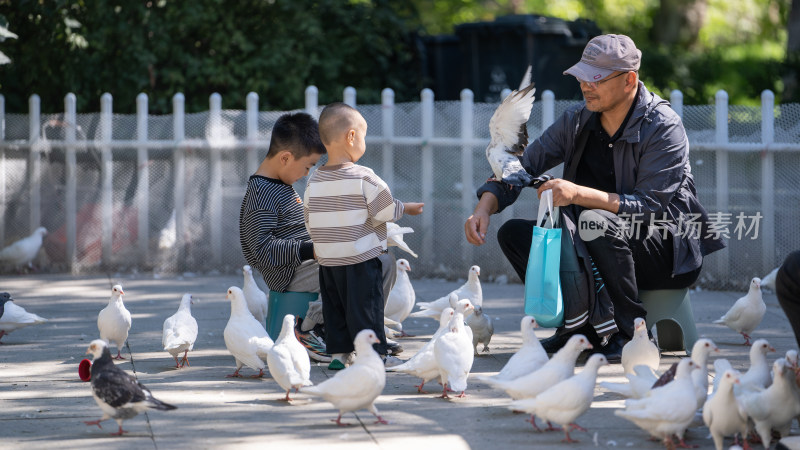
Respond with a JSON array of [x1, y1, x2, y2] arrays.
[[465, 305, 493, 355], [485, 66, 535, 186]]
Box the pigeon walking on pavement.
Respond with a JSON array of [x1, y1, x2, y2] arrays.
[[223, 286, 274, 378], [83, 339, 177, 436], [162, 293, 198, 368], [433, 299, 475, 398], [0, 292, 47, 342], [411, 265, 482, 319], [97, 285, 132, 360], [614, 358, 699, 450], [386, 222, 418, 258], [621, 317, 659, 375], [267, 314, 312, 401], [0, 226, 47, 271], [302, 329, 388, 426], [242, 265, 268, 327], [481, 334, 593, 400], [702, 369, 749, 450], [508, 354, 608, 442], [384, 259, 416, 337], [485, 66, 536, 186], [739, 359, 800, 448], [477, 316, 548, 383], [387, 307, 455, 393], [713, 277, 766, 345], [465, 304, 493, 355]]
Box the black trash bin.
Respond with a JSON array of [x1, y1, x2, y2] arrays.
[[454, 14, 600, 102]]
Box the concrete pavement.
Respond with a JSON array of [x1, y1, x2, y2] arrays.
[[1, 272, 798, 449]]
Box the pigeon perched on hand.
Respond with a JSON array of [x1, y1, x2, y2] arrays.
[[386, 222, 418, 258], [83, 339, 176, 436], [482, 334, 592, 400], [509, 354, 608, 442], [477, 316, 548, 383], [384, 259, 415, 337], [0, 292, 47, 342], [223, 286, 274, 378], [411, 265, 482, 319], [0, 226, 47, 271], [702, 369, 748, 450], [267, 314, 312, 401], [485, 66, 536, 186], [387, 307, 454, 393], [713, 277, 766, 345], [465, 305, 493, 355], [621, 317, 659, 375], [302, 329, 388, 426], [433, 299, 475, 398], [162, 293, 197, 368], [97, 285, 131, 360], [242, 265, 268, 327]]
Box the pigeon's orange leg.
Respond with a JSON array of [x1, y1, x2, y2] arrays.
[[110, 425, 128, 436], [84, 419, 104, 428]]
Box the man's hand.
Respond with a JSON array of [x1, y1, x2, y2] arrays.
[[538, 178, 579, 207], [403, 202, 424, 216], [464, 193, 498, 246]]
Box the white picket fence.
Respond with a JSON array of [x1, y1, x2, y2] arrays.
[[0, 87, 798, 288]]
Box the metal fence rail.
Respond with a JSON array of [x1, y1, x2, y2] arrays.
[[0, 87, 798, 290]]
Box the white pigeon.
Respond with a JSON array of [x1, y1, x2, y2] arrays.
[[302, 329, 388, 426], [97, 284, 132, 360], [433, 299, 475, 398], [383, 259, 416, 337], [760, 266, 779, 291], [83, 339, 176, 436], [621, 317, 660, 375], [411, 265, 482, 319], [223, 286, 274, 378], [614, 358, 699, 449], [0, 292, 47, 342], [162, 293, 197, 368], [267, 314, 312, 401], [242, 265, 268, 327], [465, 304, 493, 355], [386, 307, 455, 393], [713, 277, 766, 345], [476, 316, 548, 383], [481, 334, 593, 400], [739, 359, 800, 448], [0, 226, 47, 270], [702, 369, 749, 450], [386, 222, 418, 258], [714, 339, 774, 397], [508, 354, 608, 442], [485, 65, 536, 186]]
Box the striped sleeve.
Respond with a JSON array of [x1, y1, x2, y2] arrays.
[[363, 171, 404, 225], [241, 208, 304, 268]]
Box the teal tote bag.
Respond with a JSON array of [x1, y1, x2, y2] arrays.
[[523, 189, 564, 328]]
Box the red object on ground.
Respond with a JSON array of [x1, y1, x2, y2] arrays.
[[79, 358, 92, 381]]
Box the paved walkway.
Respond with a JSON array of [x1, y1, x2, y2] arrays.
[[0, 273, 798, 449]]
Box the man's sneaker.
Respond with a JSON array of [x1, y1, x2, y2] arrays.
[[386, 339, 404, 356], [382, 355, 404, 368], [295, 319, 332, 363], [328, 359, 346, 370]]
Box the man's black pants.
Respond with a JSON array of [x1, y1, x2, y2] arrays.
[[776, 250, 800, 349], [319, 257, 388, 355], [497, 209, 700, 339]]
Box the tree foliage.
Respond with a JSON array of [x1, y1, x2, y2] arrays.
[[0, 0, 422, 113]]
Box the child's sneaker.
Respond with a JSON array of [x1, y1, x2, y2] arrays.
[[328, 353, 348, 370], [294, 319, 332, 363], [382, 355, 405, 368], [386, 340, 404, 356]]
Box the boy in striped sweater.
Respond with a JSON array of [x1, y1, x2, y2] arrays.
[[304, 103, 424, 369]]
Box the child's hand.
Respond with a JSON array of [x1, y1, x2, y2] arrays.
[[403, 202, 424, 215]]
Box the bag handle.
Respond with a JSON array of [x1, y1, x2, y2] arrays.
[[537, 189, 559, 229]]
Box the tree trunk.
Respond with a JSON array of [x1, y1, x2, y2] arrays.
[[783, 0, 800, 101], [651, 0, 708, 48]]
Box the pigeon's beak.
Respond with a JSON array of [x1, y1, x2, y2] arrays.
[[585, 343, 593, 350], [119, 289, 125, 296], [770, 346, 776, 352]]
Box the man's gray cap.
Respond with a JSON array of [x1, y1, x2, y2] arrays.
[[564, 34, 642, 82]]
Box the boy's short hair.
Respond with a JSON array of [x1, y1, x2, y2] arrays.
[[266, 112, 326, 159], [318, 102, 362, 146]]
